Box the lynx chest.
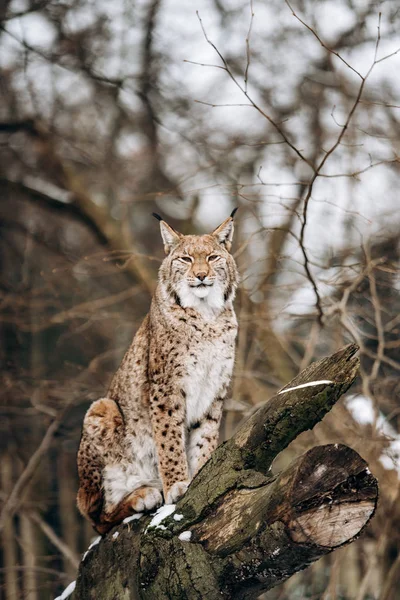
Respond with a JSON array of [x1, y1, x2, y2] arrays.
[[183, 332, 235, 426]]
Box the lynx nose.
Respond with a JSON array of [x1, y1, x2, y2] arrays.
[[196, 273, 207, 282]]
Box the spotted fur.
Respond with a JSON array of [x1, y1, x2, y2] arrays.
[[77, 214, 239, 533]]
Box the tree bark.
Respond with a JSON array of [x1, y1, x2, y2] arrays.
[[72, 344, 378, 600]]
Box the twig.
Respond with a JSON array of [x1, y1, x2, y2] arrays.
[[285, 0, 363, 79], [368, 267, 385, 381], [195, 11, 314, 169], [0, 286, 141, 333], [195, 7, 398, 328], [244, 0, 254, 92], [294, 9, 394, 326], [0, 25, 124, 87], [194, 100, 252, 108]]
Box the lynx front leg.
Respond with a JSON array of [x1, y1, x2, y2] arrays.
[[150, 389, 190, 504], [188, 397, 224, 477]]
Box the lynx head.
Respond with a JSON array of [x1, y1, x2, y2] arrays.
[[155, 210, 239, 314]]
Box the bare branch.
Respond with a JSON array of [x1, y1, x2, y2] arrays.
[[0, 406, 71, 533], [244, 0, 255, 92], [29, 511, 80, 570], [285, 0, 363, 79], [195, 11, 314, 168]]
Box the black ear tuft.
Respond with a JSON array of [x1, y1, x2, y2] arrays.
[[230, 207, 238, 219], [152, 212, 163, 222]]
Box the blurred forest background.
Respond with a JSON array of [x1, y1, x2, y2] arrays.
[[0, 0, 400, 598]]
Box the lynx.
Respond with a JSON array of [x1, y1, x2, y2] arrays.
[[77, 211, 239, 534]]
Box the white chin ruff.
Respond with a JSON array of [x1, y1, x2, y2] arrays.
[[177, 282, 225, 315], [192, 286, 210, 299]]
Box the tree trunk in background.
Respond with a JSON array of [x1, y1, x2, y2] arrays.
[[1, 454, 19, 600], [20, 513, 38, 600], [69, 345, 378, 599], [58, 452, 80, 580]]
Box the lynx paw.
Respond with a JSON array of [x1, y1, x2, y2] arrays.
[[165, 480, 190, 504], [128, 487, 163, 512]]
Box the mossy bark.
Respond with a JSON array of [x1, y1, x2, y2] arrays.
[[73, 344, 378, 600]]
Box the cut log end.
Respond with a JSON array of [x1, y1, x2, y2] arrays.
[[289, 500, 375, 547], [285, 444, 378, 549]]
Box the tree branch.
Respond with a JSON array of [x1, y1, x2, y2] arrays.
[[0, 404, 71, 533], [69, 344, 378, 600], [0, 121, 156, 293]]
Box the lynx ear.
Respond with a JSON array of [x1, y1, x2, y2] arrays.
[[211, 208, 237, 252], [153, 213, 182, 254]]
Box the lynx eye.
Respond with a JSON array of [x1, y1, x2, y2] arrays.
[[208, 255, 220, 262], [179, 256, 193, 263]]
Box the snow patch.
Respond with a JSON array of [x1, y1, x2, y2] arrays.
[[54, 580, 76, 600], [346, 395, 375, 425], [82, 535, 101, 561], [271, 548, 280, 556], [112, 531, 119, 540], [379, 439, 400, 474], [173, 513, 184, 521], [347, 395, 400, 478], [148, 504, 176, 530], [380, 454, 396, 471], [178, 530, 192, 542], [123, 513, 143, 524], [278, 380, 333, 394], [89, 536, 101, 549]]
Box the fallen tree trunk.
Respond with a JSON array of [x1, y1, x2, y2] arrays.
[[71, 344, 378, 600]]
